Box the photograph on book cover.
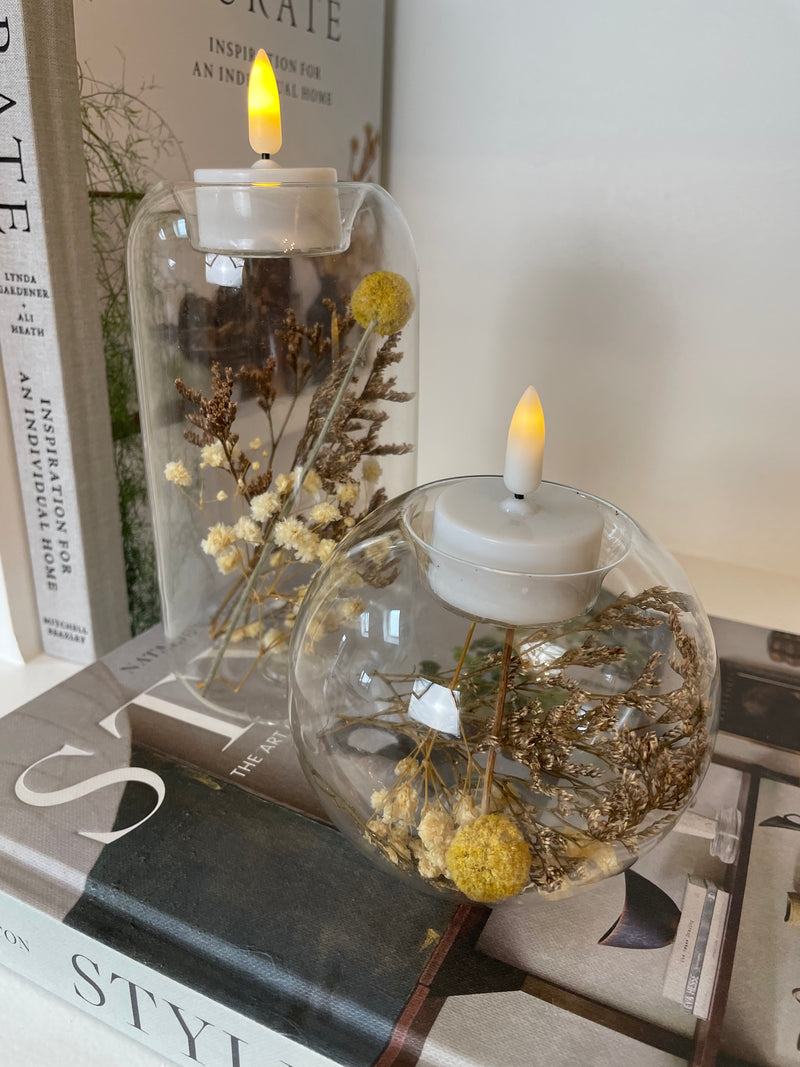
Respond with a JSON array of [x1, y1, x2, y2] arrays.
[[475, 762, 745, 1046], [719, 774, 800, 1067], [410, 754, 800, 1067], [719, 660, 800, 754]]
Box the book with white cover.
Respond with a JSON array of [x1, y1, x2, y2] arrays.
[[662, 876, 707, 1004], [693, 886, 730, 1020], [0, 0, 130, 662], [682, 880, 717, 1011]]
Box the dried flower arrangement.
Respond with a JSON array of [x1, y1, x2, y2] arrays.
[[319, 584, 713, 905], [163, 270, 415, 698]]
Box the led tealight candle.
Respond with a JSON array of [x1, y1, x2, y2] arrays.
[[427, 388, 606, 625], [190, 49, 341, 256]]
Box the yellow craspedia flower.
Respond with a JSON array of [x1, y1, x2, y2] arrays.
[[446, 813, 531, 904], [351, 271, 414, 335]]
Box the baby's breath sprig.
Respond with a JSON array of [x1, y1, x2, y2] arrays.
[[166, 270, 415, 697]]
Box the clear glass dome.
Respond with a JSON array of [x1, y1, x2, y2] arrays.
[[128, 180, 418, 721], [289, 478, 719, 904]]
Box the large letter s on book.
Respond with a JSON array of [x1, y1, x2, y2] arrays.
[[14, 745, 165, 844]]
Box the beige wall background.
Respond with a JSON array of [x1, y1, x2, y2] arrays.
[[383, 0, 800, 630]]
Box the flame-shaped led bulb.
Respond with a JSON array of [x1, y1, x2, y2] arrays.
[[248, 48, 282, 155], [503, 386, 545, 496]]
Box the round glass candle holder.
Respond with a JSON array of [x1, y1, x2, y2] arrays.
[[128, 180, 418, 721], [289, 478, 719, 904]]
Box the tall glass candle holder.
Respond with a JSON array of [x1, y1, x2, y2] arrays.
[[128, 179, 418, 721], [289, 479, 719, 904]]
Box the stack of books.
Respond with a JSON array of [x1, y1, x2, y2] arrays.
[[1, 617, 800, 1066]]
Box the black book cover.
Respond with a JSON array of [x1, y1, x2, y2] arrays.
[[64, 744, 463, 1066]]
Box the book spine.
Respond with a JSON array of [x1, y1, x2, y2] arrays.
[[682, 881, 717, 1011], [0, 886, 337, 1067], [0, 0, 129, 662], [691, 888, 730, 1020], [662, 875, 706, 1002]]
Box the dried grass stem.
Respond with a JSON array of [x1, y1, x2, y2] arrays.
[[481, 626, 515, 816]]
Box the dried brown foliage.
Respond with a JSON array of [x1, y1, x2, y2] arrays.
[[332, 586, 715, 897], [172, 292, 414, 663]]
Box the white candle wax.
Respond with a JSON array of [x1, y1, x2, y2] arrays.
[[428, 478, 605, 625]]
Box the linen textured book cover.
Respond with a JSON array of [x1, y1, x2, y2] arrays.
[[0, 0, 130, 662], [0, 619, 800, 1066]]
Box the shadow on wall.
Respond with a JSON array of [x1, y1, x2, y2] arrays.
[[511, 228, 677, 508]]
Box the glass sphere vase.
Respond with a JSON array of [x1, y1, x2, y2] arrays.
[[289, 478, 719, 904], [127, 179, 418, 721]]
